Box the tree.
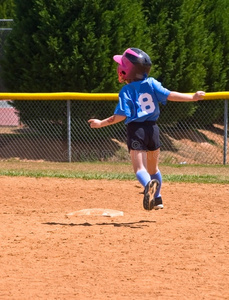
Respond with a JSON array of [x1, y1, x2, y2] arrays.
[[192, 0, 229, 124], [2, 0, 151, 93], [0, 0, 15, 90], [142, 0, 210, 124], [2, 0, 151, 129], [0, 0, 15, 18]]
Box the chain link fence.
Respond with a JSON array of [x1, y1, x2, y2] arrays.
[[0, 20, 228, 164], [0, 99, 228, 164]]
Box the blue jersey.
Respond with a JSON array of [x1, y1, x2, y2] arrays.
[[114, 77, 171, 124]]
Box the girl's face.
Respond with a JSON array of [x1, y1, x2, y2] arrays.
[[117, 66, 130, 84], [117, 65, 125, 83]]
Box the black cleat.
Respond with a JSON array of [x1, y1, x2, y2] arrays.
[[143, 179, 159, 210], [154, 196, 163, 210]]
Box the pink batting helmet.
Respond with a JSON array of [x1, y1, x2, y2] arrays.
[[113, 48, 152, 83]]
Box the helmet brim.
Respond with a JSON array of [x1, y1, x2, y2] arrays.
[[113, 55, 123, 66]]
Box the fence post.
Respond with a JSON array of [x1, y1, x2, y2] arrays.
[[67, 100, 72, 162], [224, 100, 228, 165], [0, 19, 13, 31]]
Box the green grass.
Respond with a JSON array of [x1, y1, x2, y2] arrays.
[[0, 167, 228, 184], [163, 174, 227, 184], [0, 169, 135, 180]]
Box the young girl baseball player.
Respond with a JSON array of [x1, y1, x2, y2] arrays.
[[88, 48, 205, 211]]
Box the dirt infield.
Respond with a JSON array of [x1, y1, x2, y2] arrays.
[[1, 176, 229, 300]]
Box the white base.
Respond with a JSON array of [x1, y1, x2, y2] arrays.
[[66, 208, 124, 217]]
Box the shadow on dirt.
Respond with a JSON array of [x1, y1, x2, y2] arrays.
[[43, 219, 156, 229]]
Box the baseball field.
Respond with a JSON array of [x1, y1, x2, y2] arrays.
[[1, 161, 229, 300]]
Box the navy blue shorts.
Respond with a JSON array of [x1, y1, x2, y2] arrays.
[[126, 121, 160, 152]]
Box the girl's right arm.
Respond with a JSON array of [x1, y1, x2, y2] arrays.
[[167, 91, 205, 102]]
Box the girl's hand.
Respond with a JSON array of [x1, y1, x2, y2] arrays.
[[193, 91, 205, 101], [88, 119, 102, 128]]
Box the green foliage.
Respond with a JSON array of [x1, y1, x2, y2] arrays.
[[2, 0, 150, 93], [2, 0, 151, 131], [0, 0, 15, 18], [143, 0, 207, 91], [1, 0, 228, 128], [0, 0, 15, 90], [203, 0, 229, 91], [192, 0, 229, 124], [142, 0, 229, 125], [143, 0, 209, 124]]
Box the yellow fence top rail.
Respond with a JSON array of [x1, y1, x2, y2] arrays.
[[0, 91, 229, 101], [0, 92, 119, 101]]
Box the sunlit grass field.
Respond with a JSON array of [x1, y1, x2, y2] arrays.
[[0, 160, 228, 184]]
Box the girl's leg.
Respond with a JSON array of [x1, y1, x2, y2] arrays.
[[147, 149, 162, 200], [130, 149, 159, 210], [146, 148, 160, 174], [130, 149, 151, 187]]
